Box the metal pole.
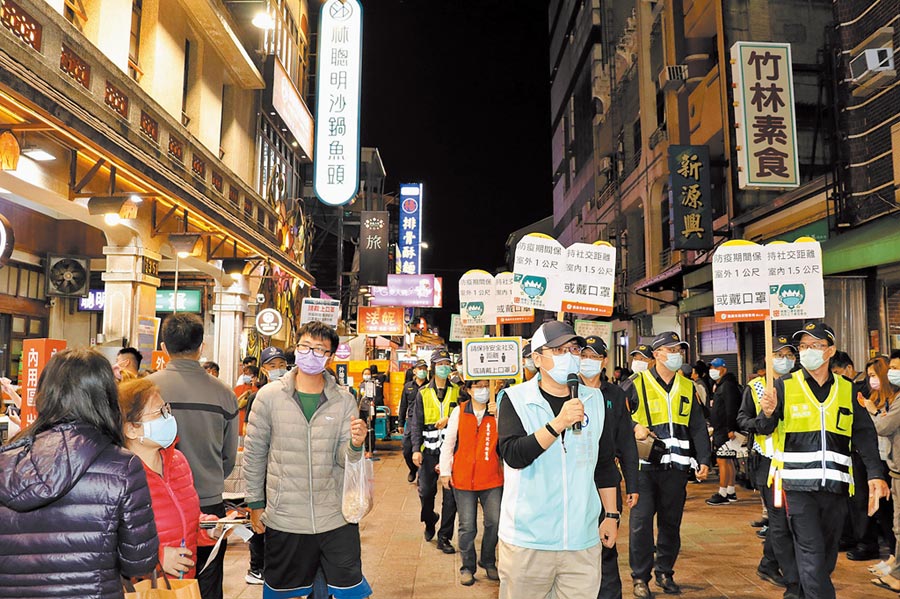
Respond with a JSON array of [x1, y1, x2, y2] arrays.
[[173, 254, 179, 314]]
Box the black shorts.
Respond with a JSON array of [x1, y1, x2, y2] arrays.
[[264, 525, 372, 598]]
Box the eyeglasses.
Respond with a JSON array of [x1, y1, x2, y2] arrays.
[[297, 344, 332, 358], [797, 342, 829, 351], [143, 402, 172, 420], [543, 344, 583, 356]]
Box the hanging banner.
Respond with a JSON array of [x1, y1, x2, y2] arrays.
[[450, 314, 486, 342], [398, 183, 423, 274], [712, 241, 769, 322], [560, 241, 616, 316], [300, 298, 341, 327], [731, 42, 800, 190], [512, 233, 564, 311], [495, 272, 534, 325], [669, 145, 713, 250], [313, 0, 363, 206], [369, 274, 435, 307], [20, 339, 67, 427], [458, 270, 497, 326], [462, 337, 523, 380], [358, 306, 405, 336], [766, 238, 825, 320], [359, 211, 389, 286]]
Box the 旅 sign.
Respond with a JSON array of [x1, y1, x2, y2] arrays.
[[731, 42, 800, 190]]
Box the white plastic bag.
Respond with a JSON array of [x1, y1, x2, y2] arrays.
[[342, 454, 374, 523]]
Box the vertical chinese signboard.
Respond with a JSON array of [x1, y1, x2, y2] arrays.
[[313, 0, 363, 206], [21, 339, 67, 427], [669, 145, 713, 250], [358, 306, 405, 336], [398, 183, 423, 275], [731, 42, 800, 190], [359, 211, 389, 286]]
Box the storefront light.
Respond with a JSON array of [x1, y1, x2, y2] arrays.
[[251, 10, 275, 29], [104, 212, 121, 226], [22, 147, 55, 162]]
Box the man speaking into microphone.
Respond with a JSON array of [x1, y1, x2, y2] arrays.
[[496, 321, 621, 599]]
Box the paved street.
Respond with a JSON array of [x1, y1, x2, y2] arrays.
[[223, 442, 879, 598]]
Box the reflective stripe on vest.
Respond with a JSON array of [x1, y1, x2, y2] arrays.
[[421, 385, 460, 452], [451, 401, 504, 491], [772, 370, 854, 495], [632, 371, 695, 470], [749, 376, 776, 459]]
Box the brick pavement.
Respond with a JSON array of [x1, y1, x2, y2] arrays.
[[222, 442, 882, 598]]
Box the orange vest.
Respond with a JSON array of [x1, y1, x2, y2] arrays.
[[451, 401, 504, 491]]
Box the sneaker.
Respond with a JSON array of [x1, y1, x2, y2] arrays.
[[757, 525, 768, 538], [459, 570, 475, 586], [706, 493, 730, 506], [726, 493, 738, 503], [245, 569, 264, 585]]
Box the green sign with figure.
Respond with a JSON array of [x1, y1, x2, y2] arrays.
[[156, 289, 202, 313]]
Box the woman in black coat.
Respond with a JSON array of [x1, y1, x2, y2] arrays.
[[0, 348, 159, 599]]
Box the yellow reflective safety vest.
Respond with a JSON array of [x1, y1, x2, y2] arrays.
[[631, 370, 695, 470], [771, 370, 854, 495], [420, 383, 460, 454], [748, 376, 778, 459]]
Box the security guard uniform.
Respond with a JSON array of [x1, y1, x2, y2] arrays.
[[399, 372, 427, 480], [626, 367, 711, 587]]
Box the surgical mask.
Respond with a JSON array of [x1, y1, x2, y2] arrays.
[[267, 368, 287, 382], [773, 357, 795, 375], [472, 387, 490, 404], [709, 369, 721, 381], [799, 348, 826, 371], [663, 352, 684, 372], [363, 374, 371, 381], [889, 369, 900, 387], [870, 376, 882, 391], [415, 369, 428, 380], [296, 350, 328, 375], [580, 358, 603, 379], [435, 365, 452, 379], [239, 375, 252, 385], [524, 358, 536, 372], [543, 353, 581, 385], [631, 359, 649, 373], [141, 414, 178, 449]]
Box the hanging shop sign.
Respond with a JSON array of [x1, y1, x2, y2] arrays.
[[731, 42, 800, 190], [450, 314, 486, 343], [300, 298, 341, 327], [560, 241, 617, 316], [334, 343, 352, 360], [512, 233, 565, 311], [398, 183, 423, 274], [313, 0, 363, 206], [156, 289, 202, 313], [669, 145, 713, 250], [370, 274, 435, 307], [21, 339, 67, 427], [256, 308, 285, 336], [263, 56, 315, 159], [359, 211, 389, 286], [462, 337, 522, 380], [78, 289, 106, 312], [459, 270, 497, 326], [494, 271, 534, 325], [358, 306, 405, 336]]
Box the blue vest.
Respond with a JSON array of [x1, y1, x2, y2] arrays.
[[497, 376, 606, 551]]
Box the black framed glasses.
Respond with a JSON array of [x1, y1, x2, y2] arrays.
[[297, 344, 332, 358]]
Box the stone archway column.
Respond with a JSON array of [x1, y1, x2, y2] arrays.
[[212, 279, 249, 386], [101, 245, 161, 347]]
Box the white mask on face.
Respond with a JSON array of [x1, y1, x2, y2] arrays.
[[773, 357, 794, 375], [709, 368, 721, 381], [472, 387, 490, 404], [889, 369, 900, 388], [799, 348, 826, 371], [631, 359, 649, 373]]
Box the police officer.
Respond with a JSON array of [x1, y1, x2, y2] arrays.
[[625, 331, 711, 598], [410, 348, 460, 553], [399, 360, 429, 483], [757, 322, 889, 599], [737, 336, 800, 599], [579, 336, 640, 599]]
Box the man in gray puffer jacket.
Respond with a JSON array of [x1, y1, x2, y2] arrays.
[[244, 321, 372, 599]]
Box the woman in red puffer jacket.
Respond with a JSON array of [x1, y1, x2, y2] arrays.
[[119, 378, 201, 578]]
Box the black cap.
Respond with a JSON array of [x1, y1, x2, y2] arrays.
[[530, 321, 586, 353], [522, 342, 532, 358], [583, 336, 608, 356], [772, 335, 795, 352], [630, 344, 654, 359], [431, 347, 451, 363], [651, 331, 689, 350], [792, 322, 835, 345], [414, 359, 428, 369], [260, 346, 286, 364]]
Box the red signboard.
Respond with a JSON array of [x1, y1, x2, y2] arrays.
[[151, 350, 170, 371], [21, 338, 67, 428], [358, 306, 405, 336]]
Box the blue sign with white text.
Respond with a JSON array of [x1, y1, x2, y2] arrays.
[[398, 183, 423, 275]]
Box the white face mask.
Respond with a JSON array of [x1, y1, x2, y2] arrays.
[[799, 348, 826, 371], [889, 369, 900, 387], [709, 368, 721, 381], [472, 387, 490, 404], [773, 357, 795, 375], [363, 374, 371, 381], [631, 359, 649, 373]]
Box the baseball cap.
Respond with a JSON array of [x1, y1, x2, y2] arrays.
[[651, 331, 689, 350], [709, 357, 726, 368], [583, 336, 608, 357], [772, 335, 795, 352], [414, 359, 428, 369], [530, 321, 585, 353], [522, 342, 532, 359], [630, 344, 654, 360], [792, 322, 835, 346], [431, 347, 451, 363], [260, 346, 286, 365]]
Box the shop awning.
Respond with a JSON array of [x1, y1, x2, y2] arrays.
[[822, 216, 900, 275], [633, 263, 684, 293]]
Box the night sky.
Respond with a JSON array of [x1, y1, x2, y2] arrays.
[[360, 1, 552, 341]]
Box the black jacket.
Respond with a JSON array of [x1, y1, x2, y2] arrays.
[[710, 372, 742, 445], [0, 423, 159, 598], [599, 380, 639, 494], [398, 379, 426, 429]]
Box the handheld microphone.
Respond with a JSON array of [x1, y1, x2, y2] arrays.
[[567, 373, 582, 433]]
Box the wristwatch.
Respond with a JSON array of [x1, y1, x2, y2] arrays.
[[604, 512, 621, 522]]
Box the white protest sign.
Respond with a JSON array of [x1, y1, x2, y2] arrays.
[[512, 234, 564, 311], [462, 337, 522, 380], [560, 241, 616, 316], [300, 298, 341, 327], [712, 241, 770, 322], [459, 270, 497, 326], [494, 272, 534, 325], [766, 238, 825, 320], [450, 314, 486, 342]]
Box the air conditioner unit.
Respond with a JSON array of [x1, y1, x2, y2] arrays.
[[850, 48, 894, 81], [45, 255, 90, 297], [599, 156, 613, 173], [658, 65, 688, 90]]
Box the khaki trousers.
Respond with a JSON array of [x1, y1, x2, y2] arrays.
[[498, 539, 603, 599]]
